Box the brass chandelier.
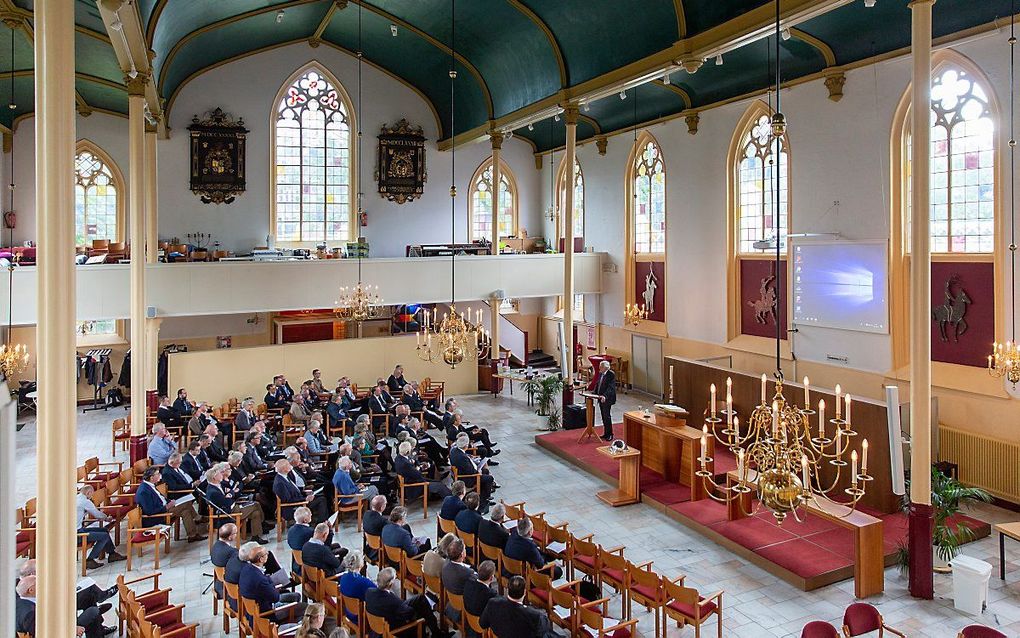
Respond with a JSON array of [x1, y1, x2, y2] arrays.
[[334, 3, 382, 323], [624, 302, 648, 325], [697, 5, 867, 524], [415, 0, 489, 369], [989, 5, 1020, 387]]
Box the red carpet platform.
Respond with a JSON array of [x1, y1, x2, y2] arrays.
[[536, 427, 991, 591]]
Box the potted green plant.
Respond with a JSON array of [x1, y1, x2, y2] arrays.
[[546, 407, 562, 431], [521, 374, 565, 417], [895, 466, 992, 573]]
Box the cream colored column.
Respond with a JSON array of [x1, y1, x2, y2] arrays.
[[34, 0, 78, 634], [144, 317, 162, 394], [144, 122, 158, 264], [128, 76, 148, 435], [908, 0, 935, 600], [489, 133, 502, 362], [563, 106, 579, 381]]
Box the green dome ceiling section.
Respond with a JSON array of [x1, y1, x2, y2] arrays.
[[76, 78, 128, 115], [149, 0, 301, 84], [0, 75, 36, 129], [512, 116, 597, 154], [321, 7, 489, 138], [365, 0, 561, 118], [159, 1, 331, 109], [681, 0, 772, 37], [13, 0, 109, 35], [0, 27, 34, 75], [75, 30, 123, 85], [513, 0, 681, 86]]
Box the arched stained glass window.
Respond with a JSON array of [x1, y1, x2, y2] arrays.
[[631, 136, 665, 254], [906, 66, 995, 253], [469, 158, 517, 241], [557, 157, 584, 240], [74, 144, 123, 247], [737, 113, 789, 254], [273, 65, 354, 243]]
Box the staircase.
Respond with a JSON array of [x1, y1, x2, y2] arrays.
[[514, 349, 558, 371]]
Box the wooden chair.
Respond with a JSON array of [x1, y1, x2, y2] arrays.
[[397, 474, 430, 519], [253, 615, 296, 638], [403, 555, 427, 599], [383, 545, 411, 579], [502, 500, 527, 523], [84, 456, 124, 483], [547, 580, 584, 635], [275, 496, 307, 542], [422, 568, 448, 632], [526, 566, 556, 613], [802, 622, 841, 638], [459, 526, 479, 566], [451, 465, 482, 496], [438, 513, 458, 542], [112, 417, 131, 456], [500, 553, 527, 583], [302, 565, 326, 603], [126, 507, 171, 570], [15, 510, 35, 559], [628, 561, 666, 637], [133, 605, 198, 638], [570, 534, 599, 583], [168, 244, 191, 261], [333, 494, 365, 532], [841, 602, 904, 638], [464, 608, 493, 638], [116, 572, 173, 636], [366, 611, 424, 638], [478, 539, 503, 589], [598, 547, 633, 616], [662, 575, 723, 638], [446, 590, 467, 636], [222, 580, 244, 637], [321, 577, 341, 624], [340, 592, 366, 637], [364, 532, 383, 567], [578, 598, 639, 638], [240, 595, 300, 638], [528, 513, 564, 550]]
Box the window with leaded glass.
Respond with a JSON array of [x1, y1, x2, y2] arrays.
[[906, 66, 995, 253], [274, 66, 353, 243], [737, 114, 789, 254], [558, 158, 584, 239], [469, 160, 516, 241], [74, 148, 120, 246], [632, 138, 665, 254]]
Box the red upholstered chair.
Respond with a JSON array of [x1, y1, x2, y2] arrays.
[[802, 621, 840, 638], [958, 626, 1008, 638], [662, 575, 723, 638], [841, 603, 905, 638]]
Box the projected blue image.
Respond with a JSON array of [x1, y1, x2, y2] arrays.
[[792, 242, 888, 334]]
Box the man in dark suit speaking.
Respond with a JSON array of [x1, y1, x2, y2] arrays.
[[595, 360, 617, 440]]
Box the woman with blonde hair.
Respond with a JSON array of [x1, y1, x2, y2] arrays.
[[295, 602, 328, 638]]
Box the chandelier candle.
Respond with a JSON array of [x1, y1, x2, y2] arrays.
[[834, 384, 842, 419], [845, 394, 853, 426], [760, 374, 767, 405], [818, 399, 826, 440], [803, 376, 810, 406], [710, 383, 717, 418]]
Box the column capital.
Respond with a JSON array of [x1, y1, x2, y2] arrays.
[[907, 0, 936, 7], [595, 135, 608, 156], [684, 112, 700, 135], [678, 56, 703, 74], [0, 14, 23, 30], [489, 132, 503, 151], [76, 102, 93, 118], [125, 73, 150, 96], [824, 72, 846, 102], [562, 106, 580, 126]]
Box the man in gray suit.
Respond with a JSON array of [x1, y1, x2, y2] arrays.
[[441, 537, 475, 623]]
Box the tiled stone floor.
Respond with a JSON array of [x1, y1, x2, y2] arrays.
[[13, 389, 1020, 637]]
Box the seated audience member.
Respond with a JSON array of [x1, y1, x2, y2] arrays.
[[251, 423, 277, 458], [376, 378, 395, 405], [479, 575, 552, 638], [402, 385, 425, 412], [235, 399, 260, 436], [301, 522, 347, 577], [76, 484, 126, 569], [439, 481, 467, 521], [333, 455, 379, 505], [325, 393, 347, 430], [204, 423, 230, 463], [274, 458, 328, 523], [365, 567, 445, 638], [387, 365, 407, 394], [477, 503, 511, 551], [464, 560, 498, 619], [445, 412, 498, 458], [16, 575, 114, 638], [276, 375, 296, 403], [135, 466, 205, 542], [441, 536, 474, 599], [240, 436, 270, 474], [451, 434, 496, 503], [188, 403, 213, 438], [408, 417, 448, 469], [182, 440, 211, 480], [367, 385, 390, 429], [454, 492, 483, 537], [205, 464, 269, 544], [156, 395, 180, 428], [310, 368, 328, 395], [224, 535, 250, 587], [304, 419, 333, 455], [290, 395, 313, 425], [394, 441, 452, 502], [239, 542, 305, 621], [211, 523, 239, 599], [147, 423, 177, 466], [265, 383, 287, 412], [295, 602, 329, 638], [504, 517, 562, 580], [287, 506, 315, 574], [338, 551, 375, 621], [336, 377, 359, 411], [173, 388, 194, 417], [227, 451, 257, 491], [382, 506, 431, 556], [362, 495, 388, 561], [18, 559, 117, 613], [163, 452, 200, 494], [423, 533, 457, 578]]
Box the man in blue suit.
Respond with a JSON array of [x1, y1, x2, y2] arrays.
[[239, 542, 304, 621], [450, 435, 496, 504], [211, 523, 238, 601], [365, 567, 445, 638], [163, 453, 200, 495], [206, 465, 269, 544], [273, 459, 328, 523], [135, 466, 204, 542], [381, 506, 431, 556], [503, 517, 561, 580]]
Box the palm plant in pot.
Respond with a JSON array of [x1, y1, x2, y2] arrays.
[[896, 466, 992, 573], [521, 374, 564, 418]]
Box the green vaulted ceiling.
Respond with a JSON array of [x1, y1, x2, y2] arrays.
[[0, 1, 1015, 148]]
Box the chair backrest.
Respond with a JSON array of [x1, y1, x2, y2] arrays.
[[663, 578, 699, 610], [573, 536, 599, 564], [502, 501, 526, 521], [628, 563, 662, 598], [502, 554, 525, 579], [365, 532, 382, 558], [321, 576, 340, 618], [464, 609, 488, 637], [801, 621, 840, 638], [223, 580, 241, 614], [577, 601, 608, 636], [340, 592, 365, 635], [439, 516, 458, 537], [366, 611, 391, 638], [384, 544, 405, 571], [240, 596, 260, 633], [527, 568, 553, 610], [478, 539, 502, 567], [303, 565, 325, 601], [127, 506, 143, 529], [842, 603, 881, 636], [24, 498, 36, 519], [958, 625, 1008, 638]]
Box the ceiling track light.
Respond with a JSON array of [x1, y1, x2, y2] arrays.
[[715, 54, 724, 66], [781, 28, 792, 40], [527, 123, 534, 131], [553, 113, 560, 122], [110, 18, 123, 31], [390, 24, 398, 36], [128, 65, 138, 79], [583, 102, 590, 112], [619, 90, 627, 100], [864, 0, 876, 6], [276, 9, 285, 23], [663, 72, 671, 85]]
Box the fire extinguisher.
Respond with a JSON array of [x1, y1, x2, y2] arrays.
[[360, 210, 368, 227]]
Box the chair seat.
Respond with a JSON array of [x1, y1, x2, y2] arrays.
[[17, 541, 30, 554], [107, 505, 133, 518], [581, 627, 632, 638], [111, 495, 135, 505], [16, 530, 31, 543], [667, 597, 716, 620], [630, 584, 659, 602], [575, 555, 596, 569], [530, 588, 549, 603], [602, 567, 625, 584], [114, 432, 131, 440], [131, 531, 163, 544]]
